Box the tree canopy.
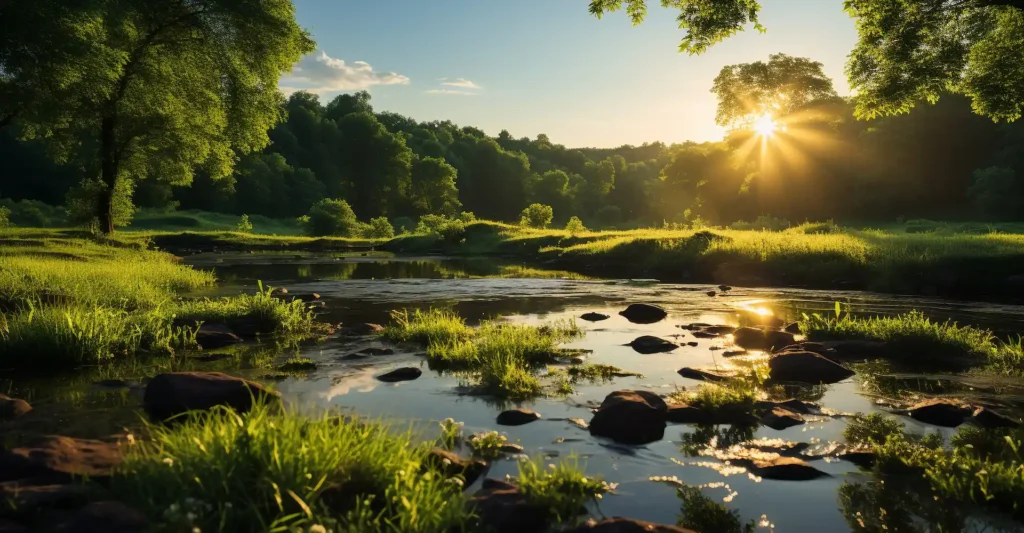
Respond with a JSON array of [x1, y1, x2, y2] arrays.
[[589, 0, 1024, 122], [712, 54, 839, 128]]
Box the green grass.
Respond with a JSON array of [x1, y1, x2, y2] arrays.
[[381, 309, 473, 346], [514, 456, 613, 525], [129, 209, 304, 235], [670, 382, 758, 414], [466, 431, 510, 459], [110, 404, 471, 533], [174, 282, 321, 339]]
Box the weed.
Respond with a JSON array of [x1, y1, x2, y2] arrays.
[[437, 418, 464, 449], [174, 281, 319, 339], [514, 456, 614, 525], [467, 431, 509, 459]]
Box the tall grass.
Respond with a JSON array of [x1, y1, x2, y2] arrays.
[[174, 282, 320, 338], [381, 309, 473, 346], [514, 456, 613, 525]]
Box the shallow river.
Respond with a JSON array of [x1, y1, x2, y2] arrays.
[[7, 252, 1024, 532]]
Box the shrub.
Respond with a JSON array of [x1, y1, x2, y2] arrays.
[[565, 216, 586, 235], [520, 203, 554, 228], [594, 205, 622, 225], [0, 206, 9, 229], [416, 214, 466, 242], [65, 177, 136, 230], [392, 216, 415, 234], [365, 216, 395, 239], [302, 198, 360, 237], [458, 211, 477, 222], [235, 214, 253, 233], [730, 214, 790, 231]]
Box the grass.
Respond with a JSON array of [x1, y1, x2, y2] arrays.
[[174, 282, 321, 339], [129, 209, 304, 235], [110, 404, 471, 533], [514, 456, 613, 525], [668, 382, 759, 416], [801, 309, 1024, 374], [382, 309, 583, 398], [466, 430, 510, 459], [676, 484, 755, 533]]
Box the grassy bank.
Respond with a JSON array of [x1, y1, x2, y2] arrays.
[[0, 234, 320, 369]]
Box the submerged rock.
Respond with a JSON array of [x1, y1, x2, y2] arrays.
[[717, 285, 732, 292], [0, 394, 32, 420], [755, 399, 817, 415], [143, 371, 279, 420], [580, 312, 610, 322], [618, 304, 668, 324], [733, 327, 795, 350], [195, 323, 243, 349], [276, 359, 317, 372], [907, 399, 971, 427], [589, 390, 667, 444], [732, 456, 829, 481], [423, 447, 487, 487], [496, 409, 541, 426], [377, 367, 422, 382], [676, 367, 732, 383], [768, 351, 854, 384], [687, 341, 699, 347], [690, 331, 719, 339], [665, 403, 758, 426], [706, 291, 717, 297], [703, 325, 737, 335], [760, 407, 805, 430], [570, 517, 697, 533], [0, 436, 123, 483], [357, 346, 395, 356], [627, 336, 679, 354]]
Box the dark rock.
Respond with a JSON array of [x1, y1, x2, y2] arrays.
[[722, 350, 747, 357], [971, 407, 1021, 428], [0, 436, 122, 483], [665, 403, 758, 426], [755, 399, 817, 415], [92, 379, 130, 389], [499, 443, 524, 454], [760, 407, 805, 430], [768, 351, 855, 384], [691, 331, 719, 339], [277, 359, 317, 372], [618, 304, 668, 324], [717, 285, 732, 292], [343, 323, 385, 336], [837, 450, 877, 468], [677, 367, 731, 382], [816, 340, 888, 362], [496, 409, 541, 426], [570, 517, 697, 533], [686, 341, 698, 347], [340, 352, 372, 361], [680, 323, 712, 331], [423, 447, 487, 487], [468, 485, 548, 533], [580, 312, 610, 322], [0, 394, 32, 420], [626, 336, 679, 354], [907, 399, 970, 427], [784, 322, 801, 334], [481, 478, 518, 491], [704, 325, 737, 335], [706, 291, 717, 297], [775, 342, 837, 357], [143, 372, 279, 420], [358, 346, 395, 356], [666, 405, 706, 424], [733, 327, 795, 350], [732, 456, 829, 481], [53, 501, 147, 533], [195, 323, 242, 349], [589, 390, 667, 444], [377, 367, 422, 382], [0, 481, 91, 514]]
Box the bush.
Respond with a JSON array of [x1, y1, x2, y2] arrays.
[[730, 214, 790, 231], [302, 198, 360, 237], [364, 216, 395, 239], [65, 178, 136, 230], [416, 214, 466, 242], [235, 214, 253, 233], [565, 216, 586, 235], [458, 211, 477, 223], [392, 216, 415, 234], [520, 203, 554, 228], [594, 205, 622, 226], [0, 206, 9, 229]]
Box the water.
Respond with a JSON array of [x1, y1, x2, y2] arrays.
[[6, 252, 1024, 532]]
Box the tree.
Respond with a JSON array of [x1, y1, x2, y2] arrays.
[[335, 112, 413, 219], [712, 54, 839, 127], [409, 157, 462, 216], [520, 203, 554, 228], [302, 198, 359, 237], [8, 0, 314, 233], [968, 166, 1023, 219], [325, 91, 374, 123], [589, 0, 1024, 122]]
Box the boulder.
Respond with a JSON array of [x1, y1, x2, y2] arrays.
[[784, 322, 801, 334], [666, 405, 705, 424], [467, 484, 548, 533], [687, 342, 698, 347], [626, 336, 679, 354], [733, 456, 829, 481], [423, 448, 487, 487], [357, 346, 395, 356], [0, 394, 32, 420], [836, 449, 877, 469], [569, 517, 697, 533], [618, 304, 667, 324], [195, 323, 242, 349], [703, 325, 737, 335], [971, 407, 1021, 428], [53, 501, 147, 533], [755, 399, 817, 415], [377, 367, 422, 382], [676, 367, 731, 383], [733, 327, 795, 350], [907, 399, 970, 427], [768, 351, 854, 384], [496, 409, 541, 426], [717, 285, 732, 292], [760, 407, 805, 430], [706, 291, 717, 297], [589, 390, 667, 444], [143, 372, 279, 420], [580, 312, 610, 322], [0, 436, 122, 483]]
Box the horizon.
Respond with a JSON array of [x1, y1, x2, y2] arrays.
[[284, 0, 857, 148]]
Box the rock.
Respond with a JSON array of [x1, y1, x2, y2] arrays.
[[971, 407, 1020, 428], [677, 367, 731, 382], [481, 478, 518, 491], [195, 323, 242, 349], [53, 501, 147, 533], [717, 285, 732, 292], [691, 331, 719, 339], [760, 407, 805, 430], [340, 352, 372, 361], [618, 304, 667, 324], [423, 448, 487, 487], [358, 346, 395, 356], [784, 322, 801, 334], [0, 394, 32, 420], [589, 390, 667, 444], [666, 405, 706, 424], [837, 450, 877, 468], [768, 351, 855, 384], [816, 340, 888, 362], [733, 327, 795, 350], [626, 336, 679, 354], [143, 372, 279, 420], [377, 367, 422, 382], [569, 517, 697, 533], [665, 403, 758, 426], [722, 350, 747, 357], [907, 399, 970, 427], [496, 409, 541, 426], [0, 481, 90, 514], [687, 341, 698, 347], [704, 325, 737, 335], [733, 456, 829, 481], [499, 443, 524, 454], [706, 291, 717, 297], [467, 485, 548, 533], [580, 312, 610, 322], [343, 323, 385, 336], [680, 323, 712, 331], [755, 399, 817, 415], [775, 342, 837, 357], [276, 359, 317, 372], [0, 436, 122, 483]]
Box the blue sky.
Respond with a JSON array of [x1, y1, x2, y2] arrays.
[[284, 0, 857, 148]]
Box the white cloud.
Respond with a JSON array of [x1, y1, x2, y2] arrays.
[[280, 51, 410, 94], [425, 89, 479, 96], [439, 77, 482, 90]]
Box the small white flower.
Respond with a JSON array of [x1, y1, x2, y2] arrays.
[[441, 458, 452, 467], [309, 525, 327, 533], [162, 457, 174, 467]]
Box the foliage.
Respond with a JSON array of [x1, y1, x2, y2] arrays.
[[0, 206, 9, 229], [235, 214, 253, 233], [515, 457, 613, 525], [437, 418, 464, 449], [730, 215, 791, 231], [381, 309, 473, 346], [843, 413, 907, 448], [712, 53, 838, 128], [302, 198, 361, 237], [174, 282, 319, 339], [675, 383, 757, 415], [565, 216, 587, 235], [365, 216, 396, 239], [415, 214, 466, 242], [968, 166, 1024, 220], [520, 203, 554, 228], [467, 431, 510, 459], [65, 177, 135, 230], [111, 404, 470, 532], [676, 484, 756, 533]]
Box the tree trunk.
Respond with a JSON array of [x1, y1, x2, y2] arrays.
[[98, 115, 118, 234]]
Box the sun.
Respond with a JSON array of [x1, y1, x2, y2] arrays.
[[752, 113, 778, 137]]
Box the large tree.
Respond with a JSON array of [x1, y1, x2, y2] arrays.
[[712, 54, 839, 128], [589, 0, 1024, 122], [5, 0, 314, 233]]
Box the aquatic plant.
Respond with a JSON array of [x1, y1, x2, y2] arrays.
[[381, 308, 473, 346], [174, 281, 320, 339], [514, 456, 614, 525], [467, 431, 509, 459], [676, 484, 756, 533], [673, 382, 758, 414]]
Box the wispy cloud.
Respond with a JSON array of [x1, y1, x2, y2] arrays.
[[425, 89, 480, 96], [439, 77, 482, 90], [280, 51, 410, 95]]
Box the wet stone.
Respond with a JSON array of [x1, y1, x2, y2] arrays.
[[0, 436, 123, 483], [343, 323, 385, 336], [144, 372, 279, 420], [377, 367, 422, 382], [732, 456, 829, 481], [618, 303, 667, 324], [768, 351, 855, 384], [496, 409, 541, 426], [677, 367, 731, 383], [760, 407, 806, 430], [722, 350, 747, 357], [468, 483, 548, 533], [690, 331, 719, 339], [733, 327, 795, 350], [627, 336, 679, 354], [971, 407, 1021, 428], [589, 390, 667, 445], [784, 322, 801, 334], [423, 448, 487, 487], [907, 399, 971, 427], [0, 394, 32, 420], [580, 312, 610, 322], [195, 323, 243, 349]]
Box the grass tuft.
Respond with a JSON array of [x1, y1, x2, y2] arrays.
[[381, 309, 473, 346], [174, 282, 320, 339], [515, 456, 613, 525]]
